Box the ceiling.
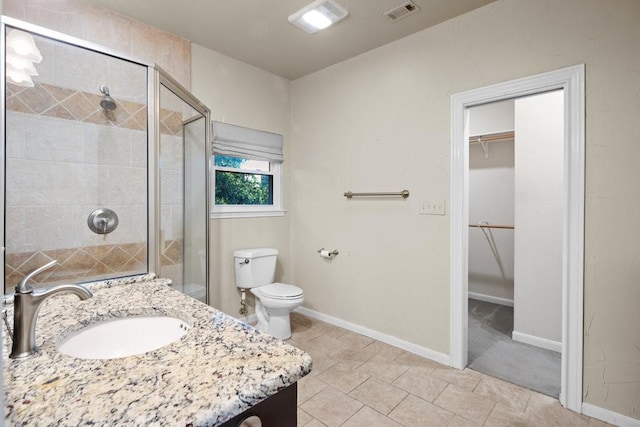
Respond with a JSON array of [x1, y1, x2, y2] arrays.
[[87, 0, 496, 80]]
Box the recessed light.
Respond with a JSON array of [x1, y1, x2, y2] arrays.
[[288, 0, 349, 34]]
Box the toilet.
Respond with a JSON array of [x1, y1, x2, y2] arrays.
[[234, 248, 304, 340]]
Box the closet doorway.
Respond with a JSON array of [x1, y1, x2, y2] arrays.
[[450, 65, 585, 412], [466, 93, 563, 398]]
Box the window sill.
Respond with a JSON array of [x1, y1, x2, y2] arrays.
[[210, 209, 287, 219]]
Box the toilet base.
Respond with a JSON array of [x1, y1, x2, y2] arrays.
[[255, 301, 295, 340], [253, 293, 303, 340], [256, 313, 292, 340]]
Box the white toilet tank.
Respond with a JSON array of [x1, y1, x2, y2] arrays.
[[234, 248, 278, 289]]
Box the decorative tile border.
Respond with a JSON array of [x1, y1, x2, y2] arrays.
[[161, 239, 184, 266], [6, 82, 183, 135], [5, 239, 184, 290], [5, 242, 147, 289]]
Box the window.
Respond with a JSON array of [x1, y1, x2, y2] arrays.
[[211, 122, 284, 218]]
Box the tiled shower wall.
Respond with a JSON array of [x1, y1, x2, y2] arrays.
[[2, 0, 191, 287], [3, 0, 191, 89], [4, 30, 187, 289], [5, 91, 187, 288], [5, 108, 147, 285]]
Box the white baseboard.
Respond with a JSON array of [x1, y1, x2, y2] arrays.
[[468, 291, 514, 307], [512, 330, 561, 353], [295, 306, 451, 367], [292, 309, 640, 427], [582, 402, 640, 427]]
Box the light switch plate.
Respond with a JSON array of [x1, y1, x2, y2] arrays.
[[419, 200, 446, 215]]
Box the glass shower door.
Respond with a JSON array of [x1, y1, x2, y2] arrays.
[[157, 78, 209, 304], [3, 25, 148, 291], [2, 19, 211, 299]]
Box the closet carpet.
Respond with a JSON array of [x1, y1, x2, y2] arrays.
[[468, 299, 561, 398]]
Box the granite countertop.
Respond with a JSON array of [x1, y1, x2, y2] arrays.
[[3, 275, 312, 426]]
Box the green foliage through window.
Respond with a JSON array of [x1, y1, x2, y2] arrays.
[[214, 156, 273, 205]]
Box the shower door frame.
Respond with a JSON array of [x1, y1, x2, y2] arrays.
[[151, 67, 212, 304], [0, 16, 211, 303]]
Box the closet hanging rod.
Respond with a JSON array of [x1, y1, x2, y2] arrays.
[[469, 224, 514, 230], [469, 131, 515, 144], [344, 190, 410, 199]]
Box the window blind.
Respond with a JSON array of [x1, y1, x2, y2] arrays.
[[212, 121, 283, 163]]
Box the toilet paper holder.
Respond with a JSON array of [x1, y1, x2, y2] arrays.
[[317, 248, 339, 258]]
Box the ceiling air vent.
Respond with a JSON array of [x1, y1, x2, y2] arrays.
[[384, 1, 421, 22]]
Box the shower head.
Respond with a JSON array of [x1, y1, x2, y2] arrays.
[[99, 85, 117, 111]]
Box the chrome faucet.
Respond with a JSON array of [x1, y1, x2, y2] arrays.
[[9, 260, 93, 360]]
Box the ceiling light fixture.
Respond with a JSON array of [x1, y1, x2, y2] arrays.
[[288, 0, 349, 34]]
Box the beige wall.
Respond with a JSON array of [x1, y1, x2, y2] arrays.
[[190, 44, 292, 317], [291, 0, 640, 418]]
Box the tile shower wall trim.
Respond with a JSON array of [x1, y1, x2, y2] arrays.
[[5, 243, 147, 290], [6, 82, 184, 135], [5, 239, 183, 290]]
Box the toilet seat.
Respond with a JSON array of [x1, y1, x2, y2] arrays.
[[258, 282, 303, 299]]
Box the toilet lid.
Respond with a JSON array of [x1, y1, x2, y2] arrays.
[[259, 283, 303, 299]]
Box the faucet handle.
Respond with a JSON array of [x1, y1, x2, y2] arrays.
[[15, 260, 58, 294]]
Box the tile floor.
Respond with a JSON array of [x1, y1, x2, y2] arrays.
[[287, 312, 608, 427]]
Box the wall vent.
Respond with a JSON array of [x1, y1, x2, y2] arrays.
[[384, 1, 421, 22]]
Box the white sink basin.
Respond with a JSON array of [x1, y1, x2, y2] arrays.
[[57, 315, 190, 360]]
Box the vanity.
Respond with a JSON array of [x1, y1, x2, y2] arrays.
[[3, 275, 312, 426]]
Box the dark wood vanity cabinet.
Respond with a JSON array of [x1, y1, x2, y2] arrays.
[[218, 383, 297, 427]]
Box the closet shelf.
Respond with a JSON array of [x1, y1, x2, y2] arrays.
[[469, 224, 514, 230]]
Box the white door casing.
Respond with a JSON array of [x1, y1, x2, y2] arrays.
[[449, 65, 585, 412]]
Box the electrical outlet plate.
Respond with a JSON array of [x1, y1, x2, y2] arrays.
[[419, 200, 446, 215]]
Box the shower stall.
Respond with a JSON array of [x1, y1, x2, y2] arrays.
[[1, 16, 210, 303]]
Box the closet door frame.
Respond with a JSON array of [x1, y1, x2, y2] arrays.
[[449, 65, 585, 412]]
